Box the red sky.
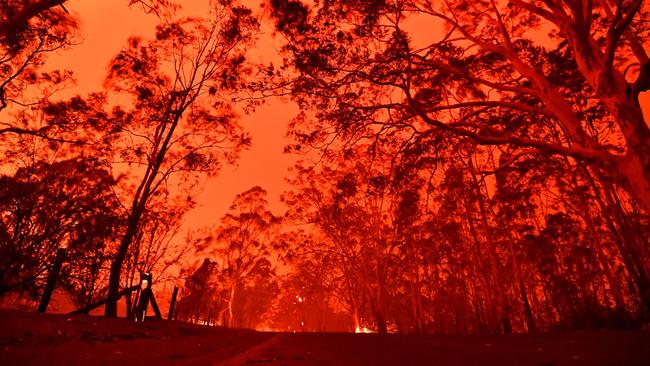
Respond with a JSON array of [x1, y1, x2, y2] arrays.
[[47, 0, 650, 233]]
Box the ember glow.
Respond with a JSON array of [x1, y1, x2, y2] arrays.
[[355, 326, 374, 334]]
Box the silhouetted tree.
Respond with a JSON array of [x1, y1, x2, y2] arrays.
[[175, 258, 220, 324], [266, 0, 650, 210], [103, 1, 258, 316], [204, 186, 279, 327], [0, 0, 78, 143], [0, 158, 120, 302]]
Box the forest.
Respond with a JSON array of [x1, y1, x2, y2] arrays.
[[0, 0, 649, 337]]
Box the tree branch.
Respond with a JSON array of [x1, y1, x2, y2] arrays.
[[0, 0, 69, 40]]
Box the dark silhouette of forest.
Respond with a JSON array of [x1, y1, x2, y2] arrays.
[[1, 0, 649, 336]]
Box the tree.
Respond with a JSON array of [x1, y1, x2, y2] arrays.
[[175, 258, 220, 324], [0, 0, 175, 39], [271, 256, 349, 332], [232, 258, 278, 329], [0, 0, 70, 40], [0, 158, 120, 301], [103, 1, 258, 316], [176, 187, 279, 328], [204, 186, 279, 327], [281, 141, 433, 333], [276, 119, 649, 334], [0, 0, 77, 142], [121, 202, 194, 318], [264, 1, 650, 332], [266, 0, 650, 211]]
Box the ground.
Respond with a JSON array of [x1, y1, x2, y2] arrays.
[[1, 311, 649, 365]]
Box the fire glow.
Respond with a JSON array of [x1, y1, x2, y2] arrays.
[[355, 326, 373, 334]]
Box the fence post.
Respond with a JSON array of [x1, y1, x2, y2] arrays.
[[149, 288, 162, 319], [168, 286, 178, 320], [134, 272, 152, 322], [37, 248, 66, 313]]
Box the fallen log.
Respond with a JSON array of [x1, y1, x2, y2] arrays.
[[69, 285, 140, 315]]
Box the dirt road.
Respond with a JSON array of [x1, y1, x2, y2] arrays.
[[217, 331, 650, 366], [1, 311, 649, 365]]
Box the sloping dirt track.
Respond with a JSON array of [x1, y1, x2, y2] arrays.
[[1, 311, 650, 365]]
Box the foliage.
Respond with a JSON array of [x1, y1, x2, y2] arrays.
[[0, 158, 120, 302]]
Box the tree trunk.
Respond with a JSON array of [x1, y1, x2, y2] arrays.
[[468, 156, 514, 334], [615, 146, 650, 213], [105, 207, 144, 317], [125, 292, 133, 320], [574, 178, 628, 313], [589, 173, 650, 314], [228, 282, 236, 328], [374, 308, 387, 334], [104, 88, 185, 317], [571, 43, 650, 212], [168, 286, 178, 321], [70, 284, 140, 315], [37, 248, 66, 313]]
